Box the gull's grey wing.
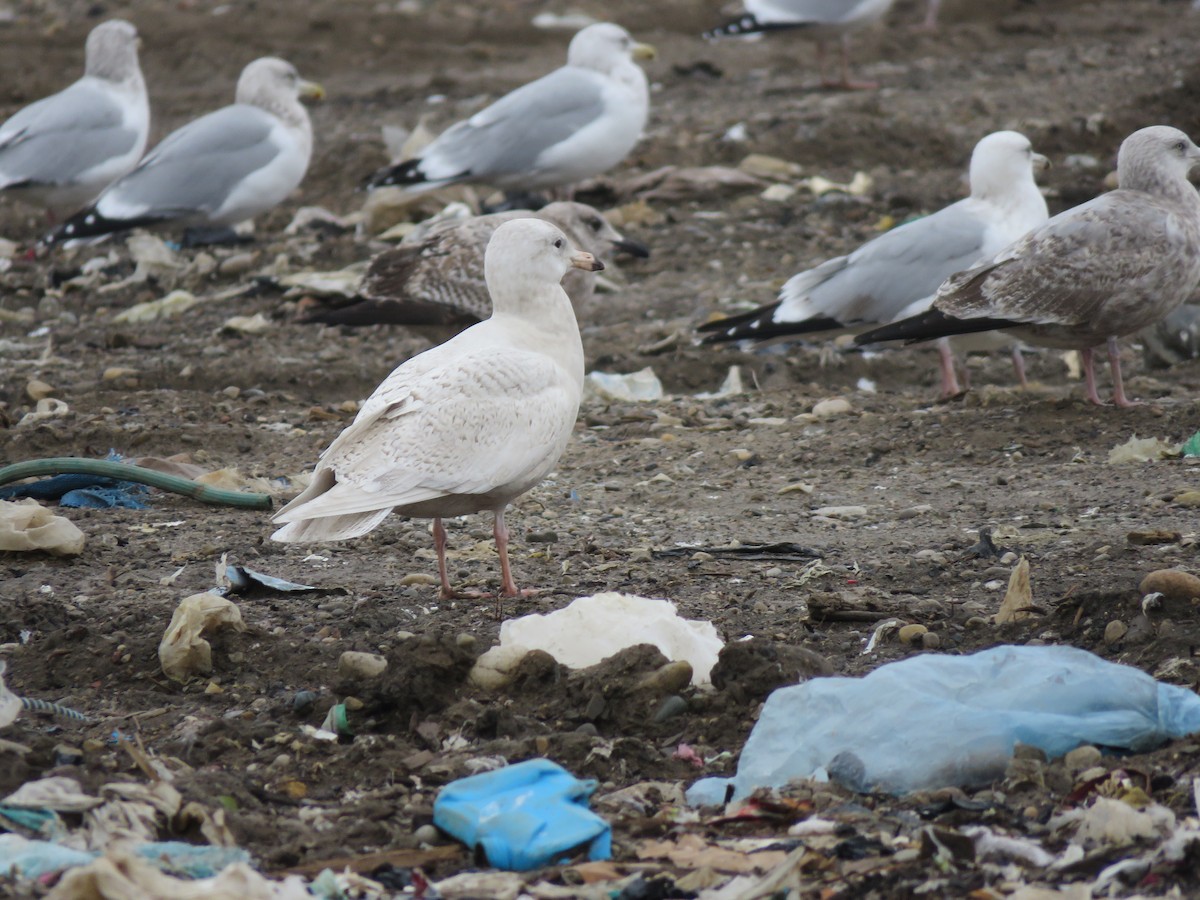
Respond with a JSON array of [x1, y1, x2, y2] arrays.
[[781, 201, 990, 325], [0, 81, 139, 187], [748, 0, 881, 25], [423, 67, 607, 180], [101, 104, 281, 216], [936, 193, 1189, 329]]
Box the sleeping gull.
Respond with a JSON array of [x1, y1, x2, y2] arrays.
[[699, 131, 1049, 396], [0, 20, 149, 219], [272, 218, 600, 611], [46, 57, 323, 244], [855, 126, 1200, 407], [366, 23, 655, 194], [703, 0, 895, 90], [302, 201, 646, 333]]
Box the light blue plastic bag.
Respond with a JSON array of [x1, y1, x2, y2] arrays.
[[688, 644, 1200, 803], [433, 758, 611, 870]]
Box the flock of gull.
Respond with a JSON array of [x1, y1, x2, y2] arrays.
[[3, 3, 1200, 602]]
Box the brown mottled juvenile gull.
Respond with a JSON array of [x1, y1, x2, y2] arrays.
[[366, 23, 654, 193], [0, 20, 149, 219], [856, 126, 1200, 407], [700, 131, 1049, 396], [303, 201, 647, 332], [704, 0, 895, 89], [273, 218, 601, 609], [47, 58, 323, 244]]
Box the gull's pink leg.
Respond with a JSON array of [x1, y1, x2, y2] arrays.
[[828, 35, 878, 90], [433, 517, 455, 600], [937, 338, 962, 398], [434, 517, 485, 600], [1011, 346, 1029, 389], [913, 0, 941, 32], [1080, 346, 1105, 406], [1107, 336, 1138, 408], [493, 507, 538, 618]]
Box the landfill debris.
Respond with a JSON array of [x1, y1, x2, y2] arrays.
[[995, 556, 1035, 624], [694, 365, 745, 400], [584, 367, 664, 403], [1140, 303, 1200, 368], [275, 265, 366, 298], [0, 499, 85, 556], [652, 542, 822, 561], [801, 171, 873, 197], [112, 290, 201, 323], [224, 564, 321, 594], [0, 662, 17, 729], [1107, 434, 1179, 464], [687, 645, 1200, 802], [472, 593, 724, 689], [433, 758, 611, 871], [531, 11, 599, 30], [17, 397, 69, 427], [48, 852, 308, 900], [1184, 430, 1200, 457], [158, 592, 246, 680], [619, 165, 764, 201]]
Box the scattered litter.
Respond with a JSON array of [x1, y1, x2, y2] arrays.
[[0, 663, 16, 729], [1107, 434, 1179, 464], [994, 556, 1035, 624], [18, 697, 89, 723], [653, 542, 821, 561], [695, 365, 744, 400], [620, 165, 764, 202], [801, 171, 872, 197], [737, 153, 802, 180], [584, 367, 664, 403], [0, 499, 85, 556], [17, 398, 69, 427], [472, 593, 724, 689], [223, 565, 320, 594], [433, 759, 611, 870], [219, 313, 272, 335], [1184, 430, 1200, 457], [159, 592, 246, 681], [687, 645, 1200, 802], [531, 11, 598, 30], [275, 266, 365, 298], [112, 290, 201, 324]]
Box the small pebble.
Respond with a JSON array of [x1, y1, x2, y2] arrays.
[[575, 722, 599, 736], [1064, 745, 1102, 771], [653, 695, 688, 723], [812, 397, 852, 418], [455, 633, 477, 652], [338, 651, 388, 679], [1139, 569, 1200, 602], [25, 379, 54, 401], [1103, 620, 1128, 645], [898, 624, 927, 644], [414, 824, 441, 844], [292, 690, 318, 713], [920, 631, 941, 650]]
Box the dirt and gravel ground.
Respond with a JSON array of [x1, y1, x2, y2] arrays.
[[4, 0, 1200, 896]]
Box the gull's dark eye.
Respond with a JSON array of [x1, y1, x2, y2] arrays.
[[553, 239, 563, 249], [588, 218, 602, 232], [1175, 140, 1188, 153]]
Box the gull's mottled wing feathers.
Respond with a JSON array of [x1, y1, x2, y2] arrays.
[[423, 67, 607, 180], [280, 347, 577, 520], [936, 193, 1186, 328], [0, 80, 137, 186], [101, 105, 280, 217]]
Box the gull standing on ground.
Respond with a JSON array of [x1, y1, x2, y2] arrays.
[[855, 126, 1200, 407], [0, 20, 149, 219], [699, 131, 1049, 396], [46, 57, 323, 244], [703, 0, 895, 89], [302, 201, 647, 333], [273, 218, 600, 611], [365, 23, 655, 194]]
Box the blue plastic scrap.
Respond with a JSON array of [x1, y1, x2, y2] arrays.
[[0, 834, 249, 881], [433, 758, 612, 870], [687, 644, 1200, 803]]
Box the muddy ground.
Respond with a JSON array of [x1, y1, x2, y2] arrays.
[[4, 0, 1200, 896]]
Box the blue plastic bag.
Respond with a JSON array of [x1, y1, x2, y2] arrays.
[[688, 644, 1200, 802], [433, 758, 611, 870]]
